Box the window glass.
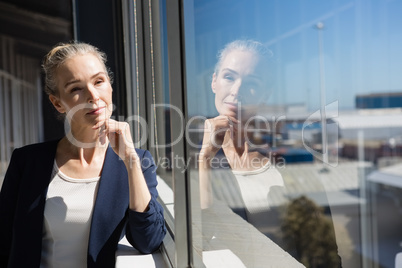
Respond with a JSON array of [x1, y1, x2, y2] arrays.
[[148, 0, 175, 223], [124, 0, 175, 232], [182, 0, 402, 267], [0, 36, 42, 183]]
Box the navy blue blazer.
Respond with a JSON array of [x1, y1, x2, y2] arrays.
[[0, 140, 166, 267]]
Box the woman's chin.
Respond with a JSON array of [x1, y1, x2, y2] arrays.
[[220, 109, 239, 118], [71, 114, 110, 129], [93, 112, 111, 122]]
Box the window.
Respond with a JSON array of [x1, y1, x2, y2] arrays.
[[124, 0, 402, 267], [0, 36, 43, 181]]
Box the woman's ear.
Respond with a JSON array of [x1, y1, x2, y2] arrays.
[[49, 94, 66, 114], [211, 73, 217, 93]]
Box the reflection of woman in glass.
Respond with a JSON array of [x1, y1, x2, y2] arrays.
[[199, 40, 341, 267], [199, 39, 280, 212]]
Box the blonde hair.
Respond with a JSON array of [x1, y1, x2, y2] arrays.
[[42, 41, 113, 95], [214, 39, 272, 75]]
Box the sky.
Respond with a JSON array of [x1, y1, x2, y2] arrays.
[[183, 0, 402, 116]]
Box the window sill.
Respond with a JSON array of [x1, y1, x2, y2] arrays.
[[116, 236, 169, 268], [156, 175, 305, 267]]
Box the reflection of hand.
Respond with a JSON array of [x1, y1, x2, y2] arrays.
[[94, 119, 137, 162], [200, 115, 239, 159]]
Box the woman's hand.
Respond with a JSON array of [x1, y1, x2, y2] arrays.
[[94, 119, 137, 163], [200, 115, 239, 160], [198, 115, 237, 209], [94, 119, 151, 212]]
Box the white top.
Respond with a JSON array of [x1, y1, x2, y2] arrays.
[[40, 161, 100, 268], [233, 162, 284, 228]]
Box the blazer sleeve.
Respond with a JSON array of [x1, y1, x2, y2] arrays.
[[125, 150, 166, 254], [0, 148, 22, 267]]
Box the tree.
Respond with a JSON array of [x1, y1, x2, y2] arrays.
[[281, 195, 341, 268]]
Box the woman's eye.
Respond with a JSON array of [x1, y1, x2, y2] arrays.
[[223, 74, 234, 81], [70, 87, 81, 93], [95, 79, 104, 85], [245, 81, 261, 93]]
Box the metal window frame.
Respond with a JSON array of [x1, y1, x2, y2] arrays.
[[122, 0, 194, 267], [164, 1, 193, 267]]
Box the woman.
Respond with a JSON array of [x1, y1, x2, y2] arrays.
[[199, 40, 341, 267], [199, 39, 278, 211], [0, 42, 166, 267]]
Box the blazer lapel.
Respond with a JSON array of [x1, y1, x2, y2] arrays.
[[87, 147, 129, 265]]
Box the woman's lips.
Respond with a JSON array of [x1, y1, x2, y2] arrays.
[[87, 107, 105, 115], [225, 102, 238, 111]]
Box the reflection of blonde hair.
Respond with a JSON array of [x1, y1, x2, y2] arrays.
[[214, 39, 273, 75], [42, 41, 113, 96]]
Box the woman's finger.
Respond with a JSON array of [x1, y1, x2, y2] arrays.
[[104, 119, 135, 151], [104, 119, 127, 136]]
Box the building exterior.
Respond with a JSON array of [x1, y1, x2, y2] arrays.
[[356, 92, 402, 109]]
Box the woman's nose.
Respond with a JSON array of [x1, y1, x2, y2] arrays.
[[87, 85, 100, 103], [230, 80, 242, 97]]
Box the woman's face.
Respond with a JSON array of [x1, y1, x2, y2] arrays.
[[212, 49, 265, 118], [50, 53, 113, 128]]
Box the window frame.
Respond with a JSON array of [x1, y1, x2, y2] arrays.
[[121, 0, 198, 267]]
